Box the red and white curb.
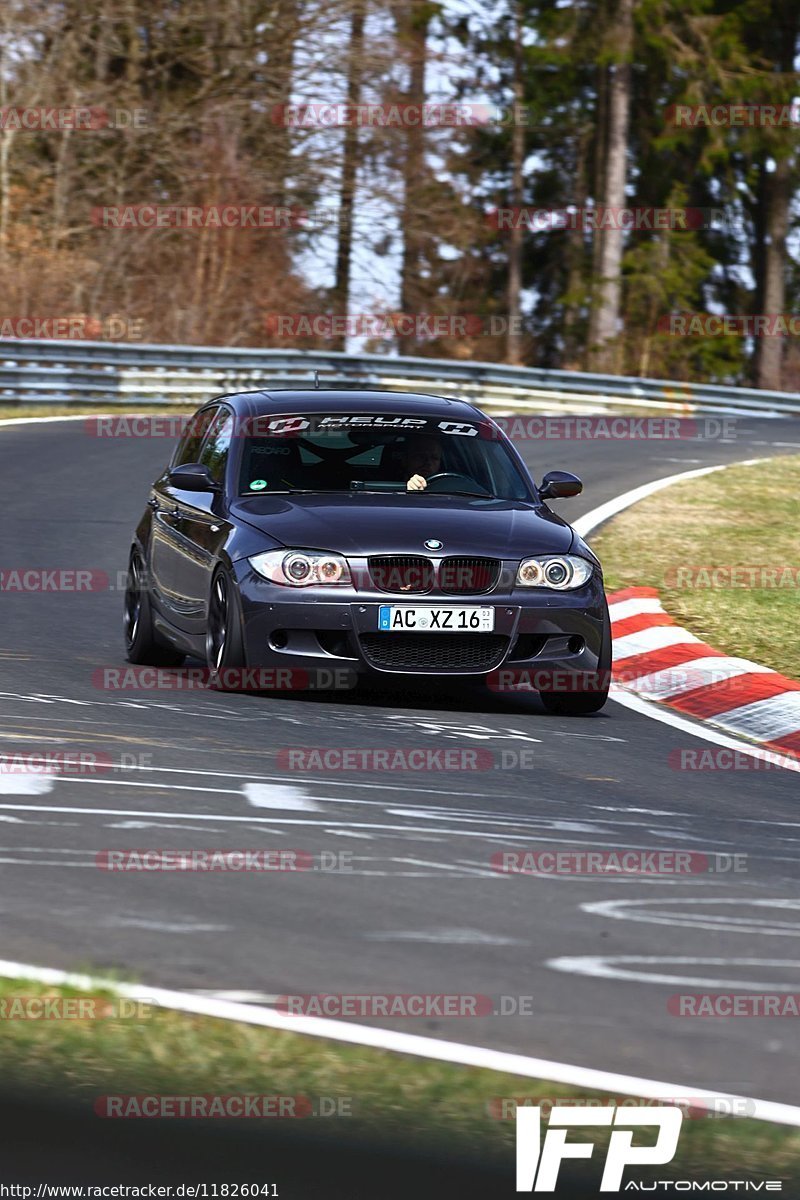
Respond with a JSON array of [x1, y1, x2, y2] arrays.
[[607, 586, 800, 760]]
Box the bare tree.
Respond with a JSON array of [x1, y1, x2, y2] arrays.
[[394, 0, 436, 355], [332, 0, 366, 351], [588, 0, 633, 372], [506, 0, 524, 364]]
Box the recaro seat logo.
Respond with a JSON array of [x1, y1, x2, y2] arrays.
[[516, 1105, 683, 1192]]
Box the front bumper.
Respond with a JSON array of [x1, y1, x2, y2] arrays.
[[232, 558, 609, 681]]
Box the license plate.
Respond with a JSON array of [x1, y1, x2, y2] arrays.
[[378, 605, 495, 632]]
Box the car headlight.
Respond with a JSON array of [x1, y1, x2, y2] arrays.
[[249, 549, 352, 587], [516, 555, 594, 590]]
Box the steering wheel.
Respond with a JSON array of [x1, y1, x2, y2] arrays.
[[421, 472, 492, 496]]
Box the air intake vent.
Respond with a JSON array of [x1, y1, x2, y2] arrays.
[[360, 633, 509, 673]]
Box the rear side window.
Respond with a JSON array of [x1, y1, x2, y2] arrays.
[[198, 409, 235, 484], [172, 407, 217, 466]]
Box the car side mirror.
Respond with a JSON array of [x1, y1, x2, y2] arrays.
[[168, 463, 220, 492], [539, 470, 583, 500]]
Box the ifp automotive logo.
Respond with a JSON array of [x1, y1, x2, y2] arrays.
[[515, 1105, 682, 1191]]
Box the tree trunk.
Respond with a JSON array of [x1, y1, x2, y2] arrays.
[[332, 0, 366, 352], [753, 0, 797, 390], [588, 0, 633, 373], [563, 123, 590, 368], [586, 61, 607, 356], [754, 155, 789, 390], [397, 2, 430, 356], [506, 0, 525, 364], [266, 0, 298, 211], [0, 51, 12, 267]]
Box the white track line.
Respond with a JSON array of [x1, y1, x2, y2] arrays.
[[572, 460, 766, 540], [0, 957, 798, 1128]]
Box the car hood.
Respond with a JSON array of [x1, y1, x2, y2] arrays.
[[230, 493, 574, 557]]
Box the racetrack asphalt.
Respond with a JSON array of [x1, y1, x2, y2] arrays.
[[1, 414, 799, 1105]]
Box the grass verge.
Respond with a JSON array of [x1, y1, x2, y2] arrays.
[[0, 977, 798, 1181], [594, 454, 800, 679]]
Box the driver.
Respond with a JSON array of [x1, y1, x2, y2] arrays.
[[402, 433, 443, 491]]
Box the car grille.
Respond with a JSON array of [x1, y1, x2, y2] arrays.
[[369, 556, 434, 593], [439, 557, 500, 595], [360, 633, 509, 673]]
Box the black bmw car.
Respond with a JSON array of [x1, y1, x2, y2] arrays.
[[124, 388, 611, 714]]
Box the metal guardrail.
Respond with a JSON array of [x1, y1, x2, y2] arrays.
[[1, 339, 799, 416]]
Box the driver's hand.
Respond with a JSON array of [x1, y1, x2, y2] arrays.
[[406, 474, 427, 492]]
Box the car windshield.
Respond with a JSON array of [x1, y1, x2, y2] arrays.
[[237, 413, 533, 501]]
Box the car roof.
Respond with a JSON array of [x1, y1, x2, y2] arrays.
[[210, 388, 485, 421]]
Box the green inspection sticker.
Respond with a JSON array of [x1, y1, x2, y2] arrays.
[[249, 479, 267, 491]]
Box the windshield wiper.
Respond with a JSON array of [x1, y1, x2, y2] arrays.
[[242, 488, 342, 495]]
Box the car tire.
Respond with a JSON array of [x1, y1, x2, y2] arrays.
[[124, 550, 185, 667], [538, 607, 612, 717], [206, 566, 248, 690]]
